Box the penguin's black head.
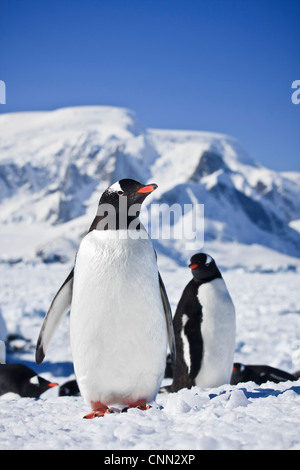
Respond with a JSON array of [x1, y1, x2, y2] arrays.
[[230, 363, 247, 385], [189, 253, 222, 282], [94, 179, 157, 230], [24, 373, 58, 398], [101, 179, 157, 206]]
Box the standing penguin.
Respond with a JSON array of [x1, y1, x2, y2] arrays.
[[36, 179, 175, 418], [171, 253, 235, 392]]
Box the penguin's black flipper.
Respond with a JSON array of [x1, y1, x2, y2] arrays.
[[158, 272, 176, 367], [35, 268, 74, 365]]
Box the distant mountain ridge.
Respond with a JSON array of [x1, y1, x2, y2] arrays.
[[0, 105, 300, 267]]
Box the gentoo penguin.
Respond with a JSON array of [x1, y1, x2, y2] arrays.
[[230, 362, 298, 385], [36, 179, 175, 418], [59, 379, 80, 397], [171, 253, 235, 392], [0, 364, 58, 398]]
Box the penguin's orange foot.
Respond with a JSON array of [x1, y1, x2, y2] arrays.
[[83, 410, 107, 419], [122, 399, 151, 412], [130, 399, 149, 410], [84, 401, 110, 419], [135, 404, 151, 411]]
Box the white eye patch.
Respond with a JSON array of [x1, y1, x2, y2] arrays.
[[108, 182, 123, 193], [205, 255, 213, 265], [29, 376, 39, 385]]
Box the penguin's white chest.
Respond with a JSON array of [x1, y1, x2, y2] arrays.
[[195, 278, 236, 388], [70, 230, 168, 407]]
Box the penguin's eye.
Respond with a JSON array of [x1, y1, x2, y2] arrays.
[[117, 191, 124, 196]]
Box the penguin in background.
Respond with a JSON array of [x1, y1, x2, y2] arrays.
[[0, 363, 58, 398], [230, 362, 298, 385], [59, 379, 80, 397], [36, 179, 175, 418], [171, 253, 236, 392]]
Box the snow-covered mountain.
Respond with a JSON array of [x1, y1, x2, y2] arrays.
[[1, 105, 300, 269]]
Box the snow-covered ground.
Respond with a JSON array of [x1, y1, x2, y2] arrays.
[[0, 256, 299, 450]]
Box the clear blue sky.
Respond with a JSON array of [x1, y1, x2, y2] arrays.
[[0, 0, 299, 171]]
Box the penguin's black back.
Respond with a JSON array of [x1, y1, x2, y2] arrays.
[[0, 363, 51, 398], [171, 280, 203, 392], [230, 363, 298, 385]]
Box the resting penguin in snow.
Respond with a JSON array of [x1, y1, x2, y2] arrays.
[[0, 364, 58, 398], [230, 362, 298, 385], [171, 253, 235, 392], [59, 379, 80, 397], [36, 179, 175, 418]]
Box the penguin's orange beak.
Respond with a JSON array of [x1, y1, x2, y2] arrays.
[[137, 184, 158, 194], [48, 382, 58, 388], [189, 264, 199, 269]]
